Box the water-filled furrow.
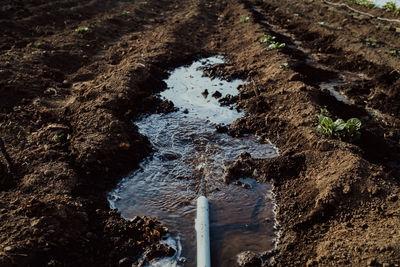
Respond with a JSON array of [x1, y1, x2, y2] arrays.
[[109, 56, 278, 266]]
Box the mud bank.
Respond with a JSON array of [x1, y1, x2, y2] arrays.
[[1, 0, 400, 266]]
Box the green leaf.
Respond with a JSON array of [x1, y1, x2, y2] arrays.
[[334, 119, 346, 131], [346, 118, 361, 129], [320, 108, 328, 114], [321, 116, 333, 127], [240, 16, 250, 23]]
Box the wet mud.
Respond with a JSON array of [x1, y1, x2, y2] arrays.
[[1, 0, 400, 266]]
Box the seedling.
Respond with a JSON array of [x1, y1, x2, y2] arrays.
[[365, 38, 376, 47], [240, 16, 250, 23], [316, 110, 361, 142], [383, 2, 400, 15], [75, 26, 89, 34], [52, 134, 62, 142], [259, 34, 286, 50], [267, 42, 286, 50], [259, 34, 275, 43], [375, 23, 392, 31], [33, 41, 42, 48], [383, 1, 397, 12], [280, 62, 289, 69], [349, 0, 375, 9], [386, 49, 400, 57], [317, 21, 326, 27], [361, 0, 375, 9], [52, 133, 72, 143], [122, 10, 130, 15]]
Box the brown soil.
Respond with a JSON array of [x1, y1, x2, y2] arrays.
[[1, 0, 400, 266]]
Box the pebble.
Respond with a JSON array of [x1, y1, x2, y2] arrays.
[[212, 90, 222, 98], [215, 124, 228, 133], [60, 80, 71, 88]]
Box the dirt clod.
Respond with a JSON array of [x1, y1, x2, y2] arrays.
[[237, 251, 261, 267]]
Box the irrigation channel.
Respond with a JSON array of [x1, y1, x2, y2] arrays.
[[108, 56, 278, 266]]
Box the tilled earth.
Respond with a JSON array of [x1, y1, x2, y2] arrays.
[[1, 0, 400, 266]]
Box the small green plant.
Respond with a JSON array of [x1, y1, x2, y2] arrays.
[[52, 134, 62, 142], [280, 62, 289, 69], [386, 49, 400, 57], [75, 26, 89, 34], [349, 0, 375, 8], [383, 1, 397, 12], [33, 41, 42, 48], [383, 1, 400, 15], [375, 23, 392, 31], [316, 110, 362, 142], [267, 42, 286, 50], [316, 21, 326, 27], [362, 0, 375, 8], [52, 133, 72, 143], [259, 34, 286, 50], [259, 34, 275, 43], [365, 38, 376, 47], [121, 10, 130, 15], [240, 16, 250, 23]]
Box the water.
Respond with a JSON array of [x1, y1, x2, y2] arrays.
[[319, 78, 399, 124], [319, 81, 353, 105], [370, 0, 400, 8], [108, 56, 278, 266]]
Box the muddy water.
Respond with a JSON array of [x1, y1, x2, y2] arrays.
[[108, 57, 278, 266], [371, 0, 400, 7]]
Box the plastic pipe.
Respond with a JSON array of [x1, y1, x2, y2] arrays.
[[195, 196, 211, 267]]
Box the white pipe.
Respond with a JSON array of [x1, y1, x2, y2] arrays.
[[195, 196, 211, 267]]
